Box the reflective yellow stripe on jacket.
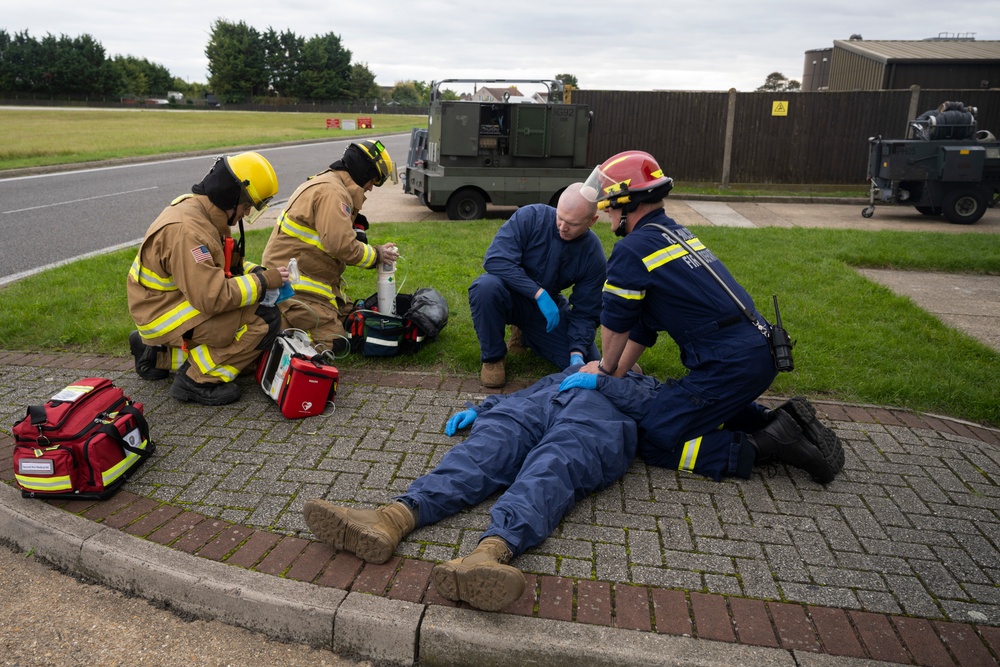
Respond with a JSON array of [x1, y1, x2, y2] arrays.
[[603, 283, 645, 300], [278, 211, 325, 250], [129, 256, 177, 291], [232, 273, 261, 307], [642, 237, 706, 272]]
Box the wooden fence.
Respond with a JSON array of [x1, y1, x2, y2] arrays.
[[575, 87, 1000, 186]]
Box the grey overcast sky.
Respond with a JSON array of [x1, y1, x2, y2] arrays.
[[4, 1, 998, 94]]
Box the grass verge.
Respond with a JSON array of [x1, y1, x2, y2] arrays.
[[0, 224, 998, 427], [0, 108, 426, 169]]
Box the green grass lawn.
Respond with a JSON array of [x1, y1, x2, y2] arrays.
[[1, 223, 998, 427], [1, 108, 997, 426], [0, 108, 426, 169]]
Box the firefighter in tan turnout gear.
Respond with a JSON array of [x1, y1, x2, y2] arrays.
[[127, 152, 289, 406], [262, 140, 399, 352]]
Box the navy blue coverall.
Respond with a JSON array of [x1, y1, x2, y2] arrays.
[[468, 204, 606, 369], [601, 209, 777, 481], [397, 368, 660, 557]]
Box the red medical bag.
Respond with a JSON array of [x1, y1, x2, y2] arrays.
[[11, 378, 154, 499]]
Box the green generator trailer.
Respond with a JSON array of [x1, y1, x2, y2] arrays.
[[402, 79, 594, 220]]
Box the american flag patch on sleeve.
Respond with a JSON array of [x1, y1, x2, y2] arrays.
[[341, 202, 352, 216], [190, 245, 212, 263]]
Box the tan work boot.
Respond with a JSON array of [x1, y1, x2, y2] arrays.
[[303, 500, 416, 564], [431, 536, 526, 611], [480, 360, 505, 388], [506, 325, 527, 354]]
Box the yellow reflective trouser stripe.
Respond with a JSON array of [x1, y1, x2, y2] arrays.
[[137, 300, 201, 339], [102, 439, 149, 486], [293, 274, 337, 303], [233, 274, 259, 307], [189, 344, 238, 382], [15, 473, 72, 491], [678, 437, 702, 472], [170, 347, 188, 370], [279, 212, 326, 250], [603, 282, 644, 300], [129, 256, 177, 291], [642, 238, 707, 272]]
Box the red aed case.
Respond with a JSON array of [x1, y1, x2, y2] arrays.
[[256, 330, 339, 419]]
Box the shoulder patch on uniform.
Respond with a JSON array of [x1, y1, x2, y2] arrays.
[[342, 202, 352, 217], [190, 245, 212, 263]]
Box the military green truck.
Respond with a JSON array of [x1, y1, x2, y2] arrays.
[[402, 79, 593, 220], [862, 101, 1000, 225]]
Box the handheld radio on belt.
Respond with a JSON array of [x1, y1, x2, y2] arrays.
[[646, 223, 794, 373]]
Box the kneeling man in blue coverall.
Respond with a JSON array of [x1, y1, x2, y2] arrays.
[[304, 367, 658, 612], [468, 182, 606, 388]]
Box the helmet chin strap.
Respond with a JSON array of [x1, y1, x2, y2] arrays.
[[614, 208, 629, 237]]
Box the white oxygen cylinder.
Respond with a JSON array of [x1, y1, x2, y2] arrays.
[[376, 258, 397, 315]]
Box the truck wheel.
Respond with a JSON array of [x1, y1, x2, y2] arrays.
[[417, 191, 447, 213], [942, 189, 987, 225], [915, 206, 941, 216], [549, 188, 565, 207], [446, 189, 487, 220]]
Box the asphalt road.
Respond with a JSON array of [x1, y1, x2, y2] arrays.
[[0, 133, 412, 284]]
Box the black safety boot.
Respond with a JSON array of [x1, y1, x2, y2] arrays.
[[169, 363, 241, 405], [748, 410, 838, 484], [776, 396, 845, 475], [303, 500, 416, 565], [129, 331, 168, 381]]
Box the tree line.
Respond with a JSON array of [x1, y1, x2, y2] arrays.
[[0, 24, 590, 106], [0, 30, 180, 99], [0, 22, 390, 104]]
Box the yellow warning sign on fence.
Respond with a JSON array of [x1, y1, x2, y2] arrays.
[[772, 101, 788, 117]]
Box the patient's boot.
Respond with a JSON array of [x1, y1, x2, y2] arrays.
[[303, 500, 416, 564], [431, 536, 526, 611], [749, 410, 838, 484]]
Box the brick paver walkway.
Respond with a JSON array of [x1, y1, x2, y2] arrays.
[[3, 351, 1000, 666]]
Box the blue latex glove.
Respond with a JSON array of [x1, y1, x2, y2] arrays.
[[559, 372, 598, 392], [275, 281, 295, 304], [569, 353, 584, 367], [445, 409, 478, 436], [535, 290, 560, 333]]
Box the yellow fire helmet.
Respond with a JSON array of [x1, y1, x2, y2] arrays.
[[225, 152, 278, 224], [355, 140, 397, 187]]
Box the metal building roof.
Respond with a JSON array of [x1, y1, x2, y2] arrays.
[[833, 40, 1000, 63]]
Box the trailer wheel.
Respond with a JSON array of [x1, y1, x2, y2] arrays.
[[942, 189, 987, 225], [446, 189, 487, 220], [549, 188, 565, 207], [915, 206, 942, 216]]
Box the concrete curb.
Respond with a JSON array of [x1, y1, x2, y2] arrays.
[[0, 482, 344, 649], [1, 480, 891, 667]]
